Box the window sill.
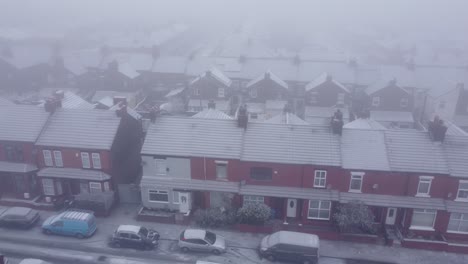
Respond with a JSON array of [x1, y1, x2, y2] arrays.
[[307, 217, 330, 221], [409, 226, 435, 231], [446, 230, 468, 235], [348, 190, 362, 193], [415, 194, 430, 198], [148, 201, 169, 204], [313, 186, 326, 189], [454, 198, 468, 202]]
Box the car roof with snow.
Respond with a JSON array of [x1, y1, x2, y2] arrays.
[[1, 207, 34, 217], [183, 229, 207, 239], [117, 225, 141, 233], [269, 231, 319, 247]]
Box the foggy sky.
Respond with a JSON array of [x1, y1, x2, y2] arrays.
[[0, 0, 467, 44]]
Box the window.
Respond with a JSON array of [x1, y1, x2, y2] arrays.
[[173, 191, 180, 204], [193, 88, 200, 96], [89, 182, 102, 193], [411, 209, 437, 229], [218, 87, 225, 98], [314, 170, 327, 188], [148, 190, 169, 203], [81, 152, 90, 168], [250, 167, 273, 181], [337, 93, 345, 105], [155, 159, 167, 176], [43, 150, 53, 167], [103, 182, 110, 192], [243, 195, 264, 206], [456, 181, 468, 200], [42, 179, 55, 196], [310, 92, 318, 104], [439, 100, 446, 109], [250, 88, 258, 98], [448, 213, 468, 233], [92, 153, 101, 169], [4, 144, 23, 162], [400, 98, 409, 108], [308, 200, 331, 220], [215, 161, 227, 179], [349, 172, 364, 192], [372, 96, 380, 107], [417, 176, 433, 197], [53, 151, 63, 167]]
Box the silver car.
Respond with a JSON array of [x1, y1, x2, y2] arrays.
[[178, 229, 226, 255]]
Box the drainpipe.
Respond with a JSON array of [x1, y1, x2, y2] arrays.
[[203, 157, 207, 181]]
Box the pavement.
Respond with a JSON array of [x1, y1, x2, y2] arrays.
[[1, 203, 467, 264]]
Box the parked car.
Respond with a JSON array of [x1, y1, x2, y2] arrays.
[[42, 210, 97, 239], [109, 225, 160, 250], [178, 229, 226, 255], [259, 231, 320, 264], [0, 207, 40, 229]]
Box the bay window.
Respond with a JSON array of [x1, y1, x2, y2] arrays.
[[308, 200, 331, 220]]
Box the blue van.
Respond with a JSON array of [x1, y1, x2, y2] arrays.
[[42, 210, 97, 239]]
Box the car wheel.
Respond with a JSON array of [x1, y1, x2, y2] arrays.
[[180, 247, 189, 253], [75, 233, 84, 239], [212, 249, 221, 255], [43, 229, 52, 235]]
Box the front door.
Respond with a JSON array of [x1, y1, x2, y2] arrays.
[[385, 207, 397, 225], [179, 192, 190, 214], [286, 199, 297, 218]]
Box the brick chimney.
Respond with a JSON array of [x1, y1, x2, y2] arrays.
[[264, 71, 271, 80], [54, 90, 65, 100], [237, 104, 248, 129], [44, 97, 61, 113], [330, 109, 344, 135], [428, 116, 448, 142], [115, 102, 127, 118]]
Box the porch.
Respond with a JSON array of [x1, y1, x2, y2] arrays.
[[0, 161, 39, 200]]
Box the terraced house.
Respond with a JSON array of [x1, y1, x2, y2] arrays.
[[139, 110, 468, 253]]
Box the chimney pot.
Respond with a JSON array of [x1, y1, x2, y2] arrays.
[[54, 90, 65, 99], [113, 96, 127, 106], [237, 104, 248, 129]]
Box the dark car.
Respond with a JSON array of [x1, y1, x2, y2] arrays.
[[0, 207, 40, 229], [259, 231, 320, 264], [109, 225, 159, 250]]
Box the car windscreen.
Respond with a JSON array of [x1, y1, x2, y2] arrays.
[[139, 227, 148, 237], [87, 217, 95, 227], [204, 231, 216, 244], [267, 233, 280, 246]]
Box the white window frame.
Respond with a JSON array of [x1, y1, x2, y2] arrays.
[[349, 172, 364, 193], [410, 209, 437, 231], [81, 152, 90, 169], [250, 88, 258, 98], [43, 150, 53, 167], [307, 200, 331, 220], [243, 195, 264, 206], [372, 96, 380, 107], [215, 160, 228, 179], [456, 180, 468, 201], [218, 87, 225, 98], [416, 176, 433, 197], [337, 93, 345, 105], [92, 153, 101, 169], [42, 179, 55, 196], [313, 170, 327, 188], [400, 97, 409, 108], [89, 182, 102, 193], [447, 213, 468, 234], [148, 190, 169, 203], [154, 159, 167, 176], [103, 181, 110, 192], [53, 150, 63, 167], [173, 191, 180, 204]]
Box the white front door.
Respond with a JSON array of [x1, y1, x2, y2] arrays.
[[286, 199, 297, 218], [385, 207, 397, 225], [179, 192, 190, 214]]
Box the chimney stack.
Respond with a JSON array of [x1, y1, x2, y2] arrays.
[[237, 104, 248, 129], [264, 71, 271, 80], [44, 97, 61, 113], [326, 74, 333, 82], [115, 102, 127, 117], [330, 109, 344, 135], [428, 116, 448, 142]]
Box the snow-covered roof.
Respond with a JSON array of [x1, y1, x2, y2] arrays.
[[188, 99, 229, 112], [190, 67, 232, 87], [117, 225, 141, 234], [305, 72, 349, 93], [343, 118, 387, 130], [246, 70, 289, 90], [192, 109, 233, 120], [91, 91, 136, 103], [264, 112, 308, 125], [265, 100, 288, 110], [165, 87, 186, 98], [0, 97, 14, 106], [183, 229, 206, 239], [370, 111, 414, 123], [365, 78, 409, 96], [0, 105, 50, 142]]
